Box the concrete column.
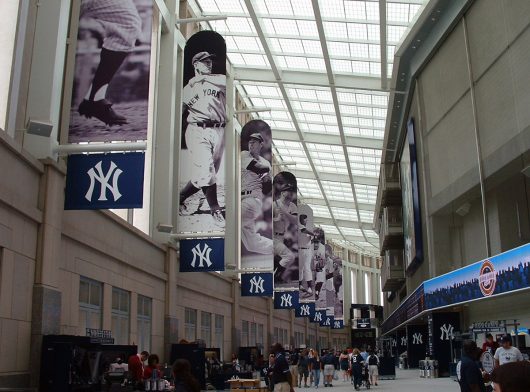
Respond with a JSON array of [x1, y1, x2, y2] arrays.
[[371, 272, 378, 305], [356, 268, 364, 304], [150, 0, 179, 241], [343, 266, 352, 321], [130, 292, 138, 345], [231, 278, 241, 355], [267, 298, 274, 347], [290, 311, 295, 348], [30, 161, 66, 387], [164, 245, 179, 361]]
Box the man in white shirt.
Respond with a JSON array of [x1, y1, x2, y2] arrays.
[[494, 335, 523, 367]]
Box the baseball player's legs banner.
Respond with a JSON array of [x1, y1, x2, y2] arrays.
[[240, 120, 273, 271], [273, 172, 299, 290], [313, 228, 327, 315], [68, 0, 153, 142], [177, 30, 227, 234], [329, 250, 344, 328]]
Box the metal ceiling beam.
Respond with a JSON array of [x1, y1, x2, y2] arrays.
[[273, 129, 383, 149], [233, 67, 384, 91], [282, 169, 379, 187], [303, 198, 375, 215], [255, 107, 386, 121], [228, 48, 385, 64], [380, 0, 388, 90], [240, 95, 388, 110], [222, 31, 383, 45], [313, 217, 374, 231], [235, 81, 389, 97], [311, 0, 373, 246]]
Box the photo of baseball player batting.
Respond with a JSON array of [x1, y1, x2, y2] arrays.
[[273, 172, 299, 289], [178, 31, 227, 233], [317, 244, 344, 320], [240, 120, 273, 269], [298, 205, 316, 301], [68, 0, 153, 143]]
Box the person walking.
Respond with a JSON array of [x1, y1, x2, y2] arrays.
[[271, 343, 295, 392], [458, 340, 487, 392], [367, 351, 379, 386], [350, 349, 364, 391], [494, 336, 523, 368], [309, 349, 321, 388], [339, 350, 349, 382], [321, 350, 335, 387], [298, 350, 310, 388]]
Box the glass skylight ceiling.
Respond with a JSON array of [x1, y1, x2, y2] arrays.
[[192, 0, 427, 255]]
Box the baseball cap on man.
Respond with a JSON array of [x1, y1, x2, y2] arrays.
[[192, 51, 216, 64], [249, 133, 264, 143]]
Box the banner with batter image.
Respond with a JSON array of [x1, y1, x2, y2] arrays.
[[315, 242, 332, 318], [331, 252, 344, 327], [68, 0, 153, 142], [240, 120, 273, 270], [298, 205, 316, 303], [177, 31, 227, 234], [273, 172, 298, 290]]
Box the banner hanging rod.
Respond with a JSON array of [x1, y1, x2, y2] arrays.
[[54, 142, 148, 154]]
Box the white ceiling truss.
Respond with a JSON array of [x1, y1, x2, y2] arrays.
[[189, 0, 427, 256]]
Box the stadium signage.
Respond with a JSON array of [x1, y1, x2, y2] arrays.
[[479, 260, 496, 296]]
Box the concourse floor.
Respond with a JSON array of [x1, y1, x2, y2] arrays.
[[294, 369, 457, 392]]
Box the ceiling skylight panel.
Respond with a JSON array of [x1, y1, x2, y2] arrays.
[[209, 20, 229, 33], [275, 56, 287, 68], [356, 93, 372, 105], [340, 227, 363, 237], [263, 98, 285, 108], [332, 207, 358, 221], [328, 42, 350, 58], [198, 0, 220, 12], [344, 127, 361, 136], [365, 230, 379, 239], [368, 44, 380, 59], [320, 225, 340, 235], [305, 113, 324, 123], [387, 3, 410, 23], [359, 210, 374, 223], [249, 97, 266, 107], [316, 89, 332, 101], [271, 19, 300, 35], [306, 58, 327, 71], [373, 108, 387, 118], [322, 114, 337, 124], [340, 105, 357, 115], [331, 59, 353, 73], [292, 88, 317, 100], [302, 40, 323, 55], [369, 63, 381, 76], [350, 43, 369, 58], [351, 61, 370, 74], [372, 94, 388, 106], [367, 24, 380, 41], [342, 117, 359, 126], [235, 36, 263, 51], [226, 17, 254, 33], [300, 102, 320, 111], [373, 119, 386, 128], [338, 91, 357, 103], [269, 38, 282, 52], [320, 0, 345, 18], [308, 204, 331, 218], [228, 53, 246, 66], [365, 1, 380, 20], [387, 25, 408, 43], [319, 103, 335, 113], [344, 1, 366, 19], [357, 106, 373, 116], [324, 22, 348, 39], [285, 56, 310, 69], [244, 54, 269, 66], [210, 0, 245, 13], [346, 23, 368, 40], [279, 39, 305, 53], [258, 85, 281, 97], [263, 0, 295, 15], [387, 45, 396, 59], [268, 110, 290, 120], [296, 20, 320, 37], [275, 120, 295, 129]]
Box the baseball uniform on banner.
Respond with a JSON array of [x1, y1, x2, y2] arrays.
[[241, 273, 273, 297], [240, 120, 273, 271], [64, 152, 145, 210], [68, 0, 153, 142], [177, 30, 227, 235], [298, 205, 316, 303], [314, 228, 328, 318], [273, 172, 299, 290], [274, 291, 299, 310], [179, 238, 224, 272]]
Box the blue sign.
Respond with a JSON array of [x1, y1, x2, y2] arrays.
[[241, 273, 273, 297], [424, 243, 530, 310], [65, 153, 145, 210], [274, 291, 299, 309], [179, 238, 224, 272], [332, 319, 344, 329], [311, 309, 324, 324], [295, 302, 315, 318], [320, 315, 333, 328]]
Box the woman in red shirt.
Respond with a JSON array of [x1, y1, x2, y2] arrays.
[[144, 354, 161, 380]]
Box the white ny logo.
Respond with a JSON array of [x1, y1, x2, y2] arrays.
[[85, 161, 123, 202], [401, 337, 407, 346], [324, 318, 330, 326], [440, 324, 454, 341], [191, 243, 212, 268], [334, 321, 341, 328], [280, 294, 292, 307], [300, 305, 310, 316], [392, 339, 397, 347], [413, 333, 423, 345], [315, 312, 322, 322], [249, 275, 265, 293]]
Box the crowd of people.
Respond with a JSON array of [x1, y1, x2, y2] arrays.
[[263, 345, 383, 392], [458, 335, 530, 392]]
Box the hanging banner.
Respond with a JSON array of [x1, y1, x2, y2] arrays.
[[295, 302, 316, 319], [64, 152, 145, 210], [177, 30, 227, 234], [407, 324, 428, 368], [396, 329, 408, 356], [311, 309, 324, 324], [274, 291, 299, 310], [241, 273, 273, 297], [298, 205, 316, 302], [68, 0, 153, 142], [179, 238, 224, 272], [430, 312, 460, 376], [273, 172, 298, 290], [315, 242, 331, 320], [320, 314, 333, 328], [240, 120, 273, 269], [332, 319, 344, 329]]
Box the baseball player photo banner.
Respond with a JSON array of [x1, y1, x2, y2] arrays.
[[64, 152, 145, 210], [295, 302, 316, 319], [331, 256, 344, 324], [273, 172, 299, 290], [177, 30, 227, 234], [179, 238, 224, 272], [68, 0, 153, 143], [274, 291, 299, 310], [241, 273, 273, 297], [298, 205, 316, 303], [240, 120, 273, 270]]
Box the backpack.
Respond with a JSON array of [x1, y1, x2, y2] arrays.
[[368, 355, 378, 366]]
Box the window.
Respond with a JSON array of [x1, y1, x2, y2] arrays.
[[295, 331, 305, 348], [185, 308, 197, 342], [201, 311, 212, 347], [250, 322, 257, 346], [257, 323, 264, 346], [79, 277, 102, 334], [215, 314, 224, 358], [137, 295, 152, 353], [309, 334, 316, 349], [241, 320, 249, 347], [111, 288, 130, 345]]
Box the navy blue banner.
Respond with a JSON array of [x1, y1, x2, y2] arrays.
[[295, 302, 315, 318], [311, 309, 324, 324], [332, 319, 344, 329], [179, 238, 224, 272], [65, 153, 145, 210], [274, 291, 299, 310], [320, 314, 333, 328], [241, 273, 273, 297]]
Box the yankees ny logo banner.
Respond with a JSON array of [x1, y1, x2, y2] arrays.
[[274, 291, 299, 310], [177, 30, 227, 235], [240, 120, 273, 271], [295, 302, 316, 319], [179, 238, 224, 272], [241, 273, 273, 297], [311, 310, 324, 324], [67, 0, 153, 143], [320, 314, 334, 328], [273, 172, 299, 291], [332, 320, 344, 329], [65, 152, 145, 210]]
